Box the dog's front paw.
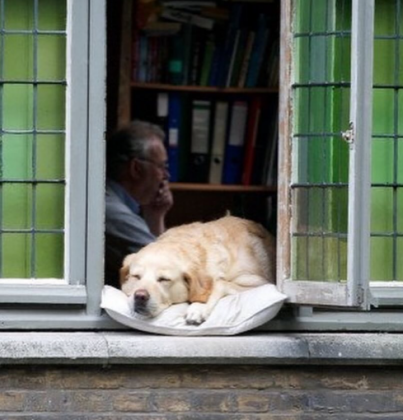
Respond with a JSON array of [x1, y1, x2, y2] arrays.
[[185, 302, 208, 325]]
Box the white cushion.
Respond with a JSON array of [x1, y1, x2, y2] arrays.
[[101, 284, 287, 336]]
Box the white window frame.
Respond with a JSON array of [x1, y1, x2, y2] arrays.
[[278, 0, 383, 310], [0, 0, 110, 328]]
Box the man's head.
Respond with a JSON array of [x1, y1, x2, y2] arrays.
[[106, 120, 169, 205]]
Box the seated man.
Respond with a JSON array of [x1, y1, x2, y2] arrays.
[[105, 120, 173, 288]]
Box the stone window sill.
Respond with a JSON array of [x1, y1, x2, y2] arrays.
[[1, 332, 402, 365]]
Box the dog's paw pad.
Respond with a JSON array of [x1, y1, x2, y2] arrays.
[[185, 302, 207, 325]]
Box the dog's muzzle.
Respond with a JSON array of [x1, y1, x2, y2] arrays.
[[133, 289, 151, 316]]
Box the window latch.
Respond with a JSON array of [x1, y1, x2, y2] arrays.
[[342, 122, 354, 144]]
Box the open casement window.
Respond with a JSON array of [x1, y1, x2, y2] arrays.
[[278, 0, 391, 309], [0, 0, 106, 328]]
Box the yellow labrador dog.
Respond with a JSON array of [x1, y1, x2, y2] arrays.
[[120, 215, 276, 325]]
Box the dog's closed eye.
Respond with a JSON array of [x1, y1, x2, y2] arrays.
[[157, 277, 171, 283]]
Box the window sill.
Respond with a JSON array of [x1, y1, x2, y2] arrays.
[[1, 332, 403, 366]]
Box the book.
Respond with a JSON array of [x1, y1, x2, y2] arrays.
[[161, 7, 215, 30], [161, 1, 217, 9], [222, 101, 248, 184], [166, 92, 182, 182], [168, 33, 185, 84], [182, 23, 193, 85], [245, 14, 270, 87], [131, 29, 141, 82], [189, 27, 206, 85], [217, 3, 243, 86], [188, 100, 212, 182], [199, 33, 215, 86], [242, 97, 262, 185], [225, 29, 241, 87], [142, 21, 182, 36], [138, 34, 148, 82], [237, 30, 255, 87], [200, 6, 229, 21], [251, 100, 276, 184], [157, 92, 169, 128], [263, 115, 278, 186], [208, 101, 229, 184], [208, 35, 222, 86], [146, 36, 157, 82], [229, 28, 248, 87]]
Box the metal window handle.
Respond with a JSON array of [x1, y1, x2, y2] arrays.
[[342, 122, 355, 144]]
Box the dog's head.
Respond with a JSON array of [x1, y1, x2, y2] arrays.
[[119, 244, 213, 318]]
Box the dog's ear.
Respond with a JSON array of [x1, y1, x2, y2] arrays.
[[119, 254, 137, 286], [184, 270, 213, 303]]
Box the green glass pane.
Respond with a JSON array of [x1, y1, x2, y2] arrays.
[[35, 233, 64, 278], [2, 134, 33, 179], [331, 87, 351, 134], [38, 35, 66, 80], [373, 40, 395, 86], [2, 184, 32, 229], [2, 234, 31, 278], [398, 91, 403, 135], [37, 85, 65, 130], [371, 139, 394, 184], [293, 89, 309, 134], [3, 35, 34, 80], [3, 0, 33, 30], [38, 0, 66, 31], [335, 0, 351, 32], [295, 36, 341, 85], [371, 187, 393, 233], [293, 87, 335, 134], [333, 36, 351, 83], [370, 237, 394, 281], [397, 238, 403, 280], [294, 0, 311, 34], [293, 137, 342, 185], [2, 85, 34, 130], [292, 187, 348, 234], [293, 37, 309, 84], [36, 134, 65, 179], [291, 236, 347, 281], [329, 137, 349, 184], [373, 89, 395, 136], [374, 0, 401, 36], [35, 184, 64, 229], [399, 142, 403, 184], [396, 189, 403, 233], [399, 41, 403, 85]]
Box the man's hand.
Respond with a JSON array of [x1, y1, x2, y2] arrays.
[[141, 181, 173, 236]]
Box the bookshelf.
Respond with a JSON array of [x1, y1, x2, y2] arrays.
[[114, 0, 279, 231]]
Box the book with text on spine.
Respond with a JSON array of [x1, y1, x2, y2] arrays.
[[209, 101, 229, 184], [188, 100, 212, 183], [222, 101, 248, 184]]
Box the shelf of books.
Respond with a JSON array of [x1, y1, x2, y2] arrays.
[[129, 0, 279, 189], [170, 182, 276, 193]]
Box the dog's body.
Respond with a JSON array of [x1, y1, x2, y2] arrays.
[[120, 215, 276, 325]]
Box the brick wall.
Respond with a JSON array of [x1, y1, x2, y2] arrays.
[[0, 365, 402, 419]]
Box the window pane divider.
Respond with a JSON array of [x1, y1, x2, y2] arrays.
[[346, 0, 375, 309], [64, 0, 90, 286]]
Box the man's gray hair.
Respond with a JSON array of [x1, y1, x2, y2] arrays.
[[106, 120, 165, 179]]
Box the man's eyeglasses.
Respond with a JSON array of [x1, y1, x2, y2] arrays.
[[137, 158, 169, 172]]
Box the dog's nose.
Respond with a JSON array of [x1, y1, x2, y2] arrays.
[[134, 289, 150, 306]]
